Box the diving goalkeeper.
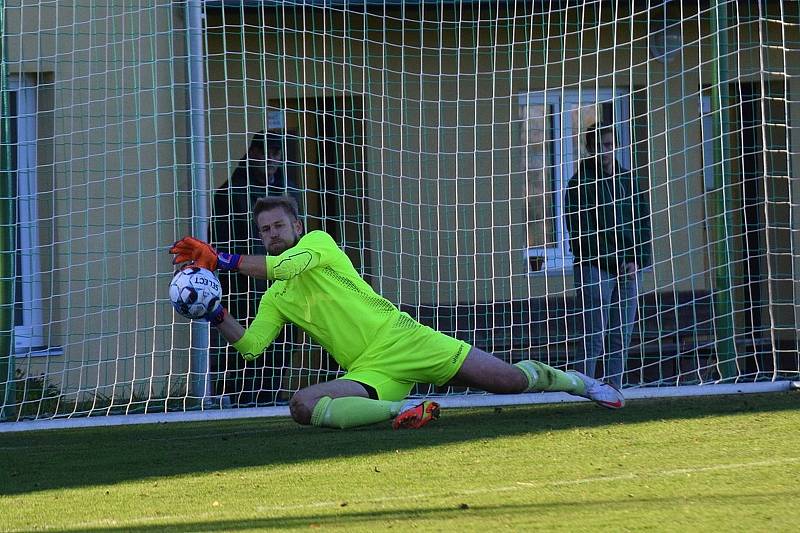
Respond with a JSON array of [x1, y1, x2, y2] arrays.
[[170, 195, 625, 430]]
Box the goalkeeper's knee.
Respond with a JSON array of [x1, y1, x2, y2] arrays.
[[290, 391, 318, 425]]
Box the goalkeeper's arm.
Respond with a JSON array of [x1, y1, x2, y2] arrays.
[[168, 237, 274, 280], [205, 304, 283, 363], [209, 305, 245, 345], [206, 294, 285, 362], [236, 255, 268, 279], [170, 233, 331, 281]]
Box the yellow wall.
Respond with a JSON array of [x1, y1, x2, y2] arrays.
[[5, 1, 193, 394], [204, 4, 800, 310]]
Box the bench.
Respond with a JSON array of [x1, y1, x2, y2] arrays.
[[401, 290, 772, 386]]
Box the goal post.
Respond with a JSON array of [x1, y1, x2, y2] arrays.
[[0, 1, 798, 428]]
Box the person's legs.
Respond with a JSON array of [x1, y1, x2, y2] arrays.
[[295, 326, 466, 430], [297, 347, 578, 429], [447, 347, 584, 395], [208, 344, 227, 400], [223, 276, 252, 406], [448, 347, 625, 409], [296, 346, 626, 430], [605, 271, 641, 388], [255, 327, 292, 406], [604, 278, 624, 388], [291, 377, 421, 429], [239, 278, 271, 406], [225, 345, 250, 406], [574, 264, 613, 378]]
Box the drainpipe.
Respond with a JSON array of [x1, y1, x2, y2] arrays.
[[709, 0, 737, 380], [186, 0, 212, 404]]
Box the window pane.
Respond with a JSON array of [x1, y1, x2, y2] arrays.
[[9, 92, 23, 327], [522, 103, 553, 248], [521, 90, 633, 270]]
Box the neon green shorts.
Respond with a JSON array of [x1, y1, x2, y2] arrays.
[[341, 318, 472, 401]]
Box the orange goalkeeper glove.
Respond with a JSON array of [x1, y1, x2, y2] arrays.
[[169, 236, 242, 272]]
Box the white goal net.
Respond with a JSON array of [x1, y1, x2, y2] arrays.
[[1, 0, 798, 426]]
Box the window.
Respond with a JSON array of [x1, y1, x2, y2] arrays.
[[9, 75, 45, 353], [519, 88, 631, 272]]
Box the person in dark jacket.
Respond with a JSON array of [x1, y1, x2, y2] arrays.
[[563, 123, 652, 388], [209, 130, 301, 406]]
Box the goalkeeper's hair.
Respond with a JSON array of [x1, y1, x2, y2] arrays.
[[253, 195, 300, 222]]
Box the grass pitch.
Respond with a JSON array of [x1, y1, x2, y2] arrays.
[[1, 392, 798, 532]]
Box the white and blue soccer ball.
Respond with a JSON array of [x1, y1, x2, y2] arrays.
[[169, 266, 222, 320]]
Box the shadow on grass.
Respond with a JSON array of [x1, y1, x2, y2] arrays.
[[1, 392, 797, 496], [50, 489, 800, 532]]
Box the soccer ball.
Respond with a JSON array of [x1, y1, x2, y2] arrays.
[[169, 266, 222, 320]]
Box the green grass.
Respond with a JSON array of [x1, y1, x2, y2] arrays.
[[1, 392, 799, 532]]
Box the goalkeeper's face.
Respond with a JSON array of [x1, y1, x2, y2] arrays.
[[257, 207, 303, 255]]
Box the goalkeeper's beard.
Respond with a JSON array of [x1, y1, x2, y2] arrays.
[[267, 232, 302, 255]]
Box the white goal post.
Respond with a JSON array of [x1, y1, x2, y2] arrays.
[[1, 0, 798, 430]]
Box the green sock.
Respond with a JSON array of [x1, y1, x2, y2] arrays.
[[310, 396, 407, 429], [514, 361, 585, 395]]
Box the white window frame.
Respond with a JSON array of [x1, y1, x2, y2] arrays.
[[9, 75, 45, 353], [520, 88, 631, 273]]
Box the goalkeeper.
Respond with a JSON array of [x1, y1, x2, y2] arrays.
[[170, 196, 625, 430]]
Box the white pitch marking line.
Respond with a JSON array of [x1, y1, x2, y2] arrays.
[[540, 456, 800, 487], [253, 456, 800, 512]]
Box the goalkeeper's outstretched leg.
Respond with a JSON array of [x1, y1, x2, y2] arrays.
[[287, 347, 623, 431], [446, 347, 625, 410]]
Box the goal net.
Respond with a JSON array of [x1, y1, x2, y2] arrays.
[[1, 1, 798, 426]]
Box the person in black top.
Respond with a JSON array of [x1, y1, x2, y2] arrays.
[[209, 130, 301, 406], [564, 123, 652, 388]]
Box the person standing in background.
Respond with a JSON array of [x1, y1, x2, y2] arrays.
[[564, 123, 652, 388], [209, 130, 301, 406]]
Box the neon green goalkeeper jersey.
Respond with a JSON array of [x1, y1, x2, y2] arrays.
[[232, 230, 407, 369]]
